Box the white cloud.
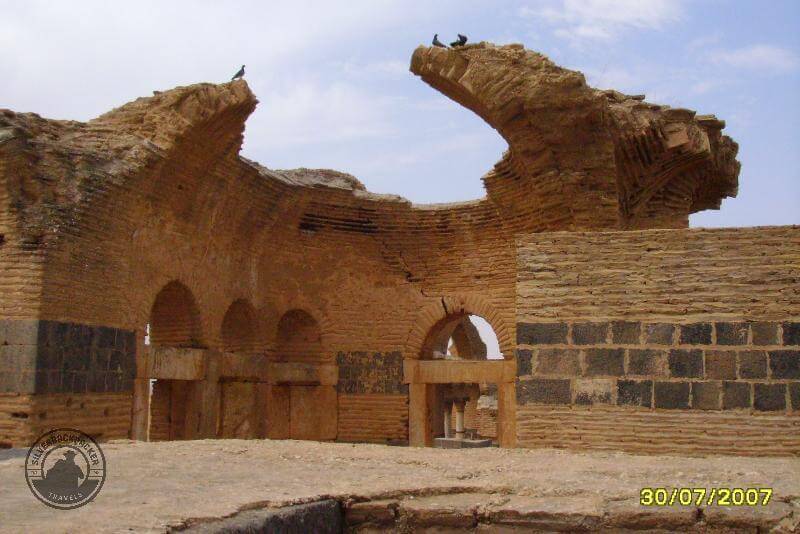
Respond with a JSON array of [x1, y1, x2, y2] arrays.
[[521, 0, 683, 44], [0, 0, 439, 120], [710, 44, 799, 73], [243, 80, 401, 151]]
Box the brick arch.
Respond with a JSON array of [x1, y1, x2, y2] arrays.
[[273, 299, 333, 343], [405, 295, 514, 360], [149, 280, 204, 348], [274, 306, 331, 364], [220, 298, 259, 354]]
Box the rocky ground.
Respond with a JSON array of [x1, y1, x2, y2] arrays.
[[0, 439, 797, 532]]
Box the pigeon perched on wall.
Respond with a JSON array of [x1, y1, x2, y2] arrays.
[[231, 65, 245, 81], [450, 34, 468, 47], [432, 34, 446, 48]]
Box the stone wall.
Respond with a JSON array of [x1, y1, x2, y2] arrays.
[[515, 226, 800, 456], [0, 319, 136, 444]]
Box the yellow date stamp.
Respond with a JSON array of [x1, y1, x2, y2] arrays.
[[640, 487, 773, 507]]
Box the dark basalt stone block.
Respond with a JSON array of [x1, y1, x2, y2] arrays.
[[515, 349, 532, 376], [584, 348, 624, 376], [654, 381, 690, 409], [668, 349, 703, 378], [768, 350, 800, 379], [738, 351, 767, 379], [789, 382, 800, 412], [751, 322, 779, 346], [783, 322, 800, 346], [679, 323, 712, 345], [535, 348, 581, 376], [627, 349, 668, 377], [516, 322, 568, 345], [705, 350, 736, 380], [691, 381, 721, 410], [715, 322, 748, 346], [571, 322, 608, 345], [753, 383, 786, 412], [722, 381, 750, 410], [516, 378, 571, 405], [617, 380, 652, 408], [611, 321, 641, 345], [644, 323, 675, 345]]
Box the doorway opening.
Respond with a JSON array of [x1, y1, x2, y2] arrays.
[[147, 281, 204, 441], [421, 313, 503, 447]]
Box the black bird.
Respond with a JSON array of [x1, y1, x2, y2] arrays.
[[450, 33, 468, 47], [231, 65, 245, 81], [432, 34, 446, 48]]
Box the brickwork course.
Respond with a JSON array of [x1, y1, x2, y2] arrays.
[[0, 42, 797, 456]]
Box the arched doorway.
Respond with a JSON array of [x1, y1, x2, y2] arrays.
[[276, 309, 323, 364], [407, 306, 516, 448], [147, 281, 204, 441], [221, 299, 258, 354], [421, 313, 502, 447], [265, 309, 337, 440], [219, 299, 260, 439]]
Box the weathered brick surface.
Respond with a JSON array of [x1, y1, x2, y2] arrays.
[[515, 227, 799, 455]]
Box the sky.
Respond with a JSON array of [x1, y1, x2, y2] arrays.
[[2, 0, 798, 226], [3, 1, 797, 355]]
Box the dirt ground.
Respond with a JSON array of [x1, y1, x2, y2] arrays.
[[0, 439, 797, 533]]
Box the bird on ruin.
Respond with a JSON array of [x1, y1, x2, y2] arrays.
[[450, 34, 468, 47], [231, 65, 245, 81], [432, 34, 447, 48]]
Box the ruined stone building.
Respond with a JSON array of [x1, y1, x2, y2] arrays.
[[1, 43, 798, 455]]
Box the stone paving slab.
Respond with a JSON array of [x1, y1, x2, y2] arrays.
[[0, 439, 797, 533]]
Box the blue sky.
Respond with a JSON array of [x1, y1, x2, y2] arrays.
[[2, 0, 798, 229]]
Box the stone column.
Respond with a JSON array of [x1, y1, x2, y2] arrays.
[[454, 399, 466, 439], [497, 381, 517, 448], [443, 400, 452, 438], [408, 382, 431, 447], [130, 330, 150, 441]]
